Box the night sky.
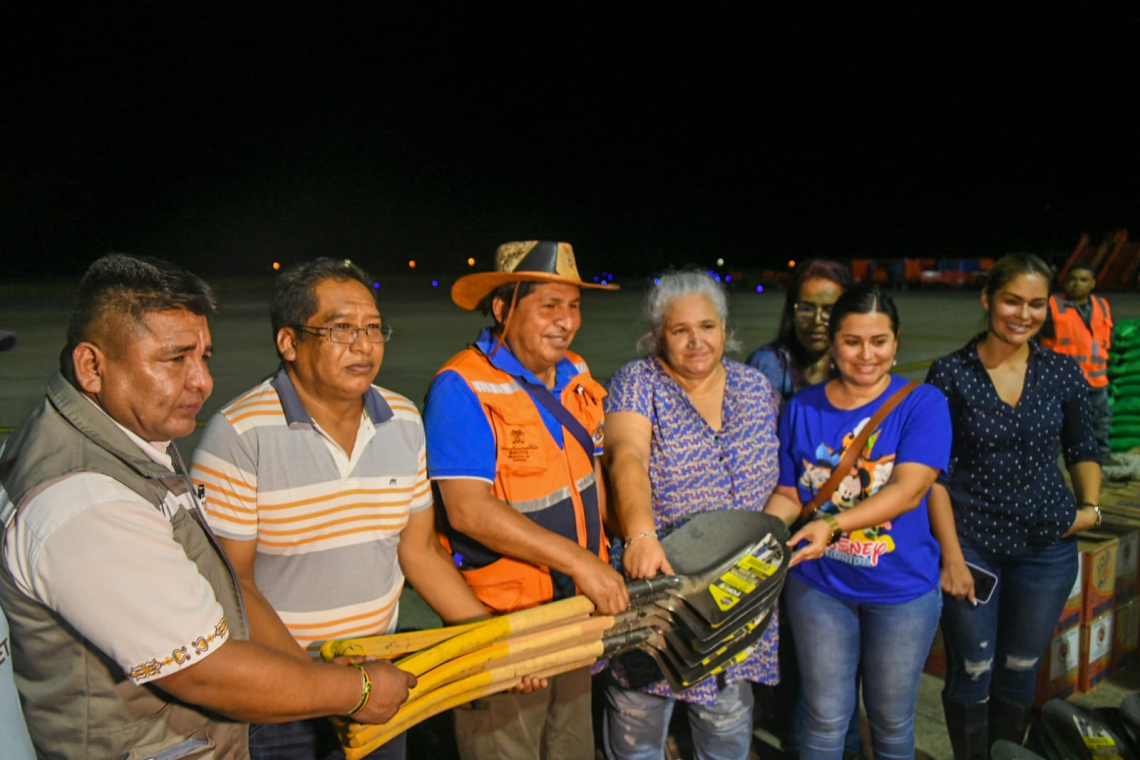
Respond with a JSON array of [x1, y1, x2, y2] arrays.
[[4, 4, 1138, 281]]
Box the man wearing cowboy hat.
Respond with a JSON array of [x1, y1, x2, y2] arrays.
[[423, 240, 629, 759]]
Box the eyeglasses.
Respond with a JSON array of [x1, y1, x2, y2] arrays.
[[294, 323, 393, 344], [793, 302, 833, 323]]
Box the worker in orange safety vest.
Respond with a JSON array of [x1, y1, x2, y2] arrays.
[[1039, 262, 1113, 458]]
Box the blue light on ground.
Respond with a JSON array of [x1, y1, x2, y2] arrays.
[[756, 285, 764, 293]]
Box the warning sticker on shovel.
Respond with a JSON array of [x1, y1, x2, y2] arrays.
[[709, 552, 779, 612]]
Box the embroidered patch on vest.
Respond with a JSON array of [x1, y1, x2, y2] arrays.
[[504, 428, 538, 462]]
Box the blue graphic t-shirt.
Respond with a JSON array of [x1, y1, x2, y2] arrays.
[[778, 374, 952, 604]]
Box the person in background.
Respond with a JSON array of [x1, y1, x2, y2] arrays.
[[0, 329, 35, 760], [927, 254, 1102, 758], [764, 285, 952, 760], [192, 258, 493, 759], [0, 255, 414, 759], [424, 240, 629, 760], [748, 260, 854, 403], [602, 270, 780, 759], [747, 259, 861, 759], [1038, 261, 1113, 459]]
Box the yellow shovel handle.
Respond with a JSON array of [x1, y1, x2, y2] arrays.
[[394, 595, 595, 677], [346, 642, 604, 752]]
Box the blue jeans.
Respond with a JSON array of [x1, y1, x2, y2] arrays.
[[784, 574, 941, 760], [603, 677, 755, 760], [248, 719, 406, 760], [941, 537, 1078, 707]]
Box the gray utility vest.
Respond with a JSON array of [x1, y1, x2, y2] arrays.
[[0, 373, 250, 759]]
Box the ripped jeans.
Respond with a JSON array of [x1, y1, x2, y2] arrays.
[[603, 676, 755, 760], [941, 537, 1079, 707]]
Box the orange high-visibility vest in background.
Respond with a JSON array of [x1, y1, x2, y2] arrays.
[[1040, 294, 1113, 388]]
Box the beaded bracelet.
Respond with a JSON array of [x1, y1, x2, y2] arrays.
[[346, 663, 372, 717], [624, 531, 658, 548]]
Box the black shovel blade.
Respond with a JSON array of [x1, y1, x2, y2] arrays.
[[638, 607, 775, 692], [990, 739, 1047, 760], [1039, 698, 1137, 760], [650, 565, 784, 648], [653, 527, 788, 634], [1121, 693, 1140, 753]]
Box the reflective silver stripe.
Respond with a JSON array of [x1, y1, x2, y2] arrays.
[[511, 486, 573, 514], [576, 470, 597, 493], [573, 360, 589, 374], [1060, 338, 1072, 346], [1054, 297, 1068, 314], [1073, 355, 1088, 364], [1089, 368, 1109, 378], [471, 379, 523, 395]]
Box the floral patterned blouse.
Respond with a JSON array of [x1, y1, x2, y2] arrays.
[[602, 355, 781, 704]]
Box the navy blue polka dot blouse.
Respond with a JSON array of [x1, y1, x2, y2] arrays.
[[926, 333, 1100, 555]]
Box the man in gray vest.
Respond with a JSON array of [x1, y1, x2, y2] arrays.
[[0, 254, 416, 759], [0, 329, 35, 760]]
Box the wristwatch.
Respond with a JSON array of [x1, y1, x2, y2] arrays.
[[822, 513, 843, 545], [1082, 502, 1103, 528]]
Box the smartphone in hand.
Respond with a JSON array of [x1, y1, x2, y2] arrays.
[[965, 562, 998, 605]]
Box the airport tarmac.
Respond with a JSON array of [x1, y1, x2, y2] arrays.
[[2, 281, 1139, 758]]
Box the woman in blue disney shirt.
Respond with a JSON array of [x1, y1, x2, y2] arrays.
[[765, 285, 952, 760]]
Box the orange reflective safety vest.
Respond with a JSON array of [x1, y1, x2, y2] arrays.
[[433, 346, 609, 614], [1040, 295, 1113, 388]]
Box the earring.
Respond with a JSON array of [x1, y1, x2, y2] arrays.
[[893, 358, 898, 366]]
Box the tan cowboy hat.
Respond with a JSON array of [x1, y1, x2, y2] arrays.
[[451, 241, 619, 310]]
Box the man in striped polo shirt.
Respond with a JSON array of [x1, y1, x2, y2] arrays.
[[192, 258, 489, 759]]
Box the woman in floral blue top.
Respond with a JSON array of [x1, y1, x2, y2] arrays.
[[602, 270, 780, 760]]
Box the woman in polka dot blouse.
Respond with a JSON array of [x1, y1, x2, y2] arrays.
[[925, 253, 1102, 759]]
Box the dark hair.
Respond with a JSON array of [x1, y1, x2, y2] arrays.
[[1068, 262, 1096, 276], [983, 253, 1053, 304], [270, 258, 378, 346], [770, 260, 853, 384], [480, 281, 539, 330], [826, 284, 900, 342], [62, 253, 216, 377]]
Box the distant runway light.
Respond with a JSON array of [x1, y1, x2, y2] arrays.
[[344, 259, 352, 266], [725, 275, 732, 282], [372, 281, 380, 289], [408, 260, 416, 269], [431, 280, 439, 288], [788, 260, 796, 268], [272, 262, 281, 271], [593, 276, 600, 283], [756, 285, 764, 293], [467, 257, 476, 266], [716, 258, 725, 266], [654, 278, 661, 285]]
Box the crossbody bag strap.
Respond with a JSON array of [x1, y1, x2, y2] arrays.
[[516, 377, 597, 460], [801, 381, 919, 520]]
